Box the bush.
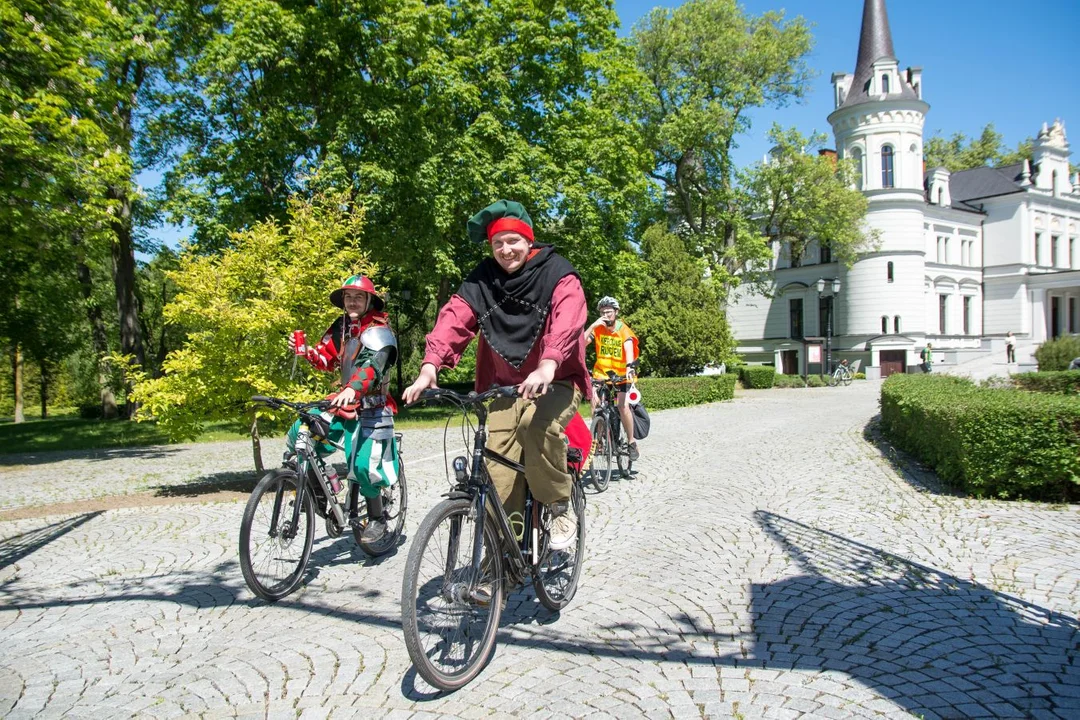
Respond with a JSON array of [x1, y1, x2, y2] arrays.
[[806, 374, 827, 387], [635, 374, 736, 410], [1012, 371, 1080, 395], [854, 372, 866, 380], [738, 365, 775, 389], [773, 374, 806, 388], [880, 374, 1080, 501], [1034, 336, 1080, 371]]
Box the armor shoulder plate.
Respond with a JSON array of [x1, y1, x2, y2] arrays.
[[360, 324, 397, 353]]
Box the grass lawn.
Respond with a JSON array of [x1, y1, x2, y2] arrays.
[[0, 403, 472, 455], [0, 397, 598, 456]]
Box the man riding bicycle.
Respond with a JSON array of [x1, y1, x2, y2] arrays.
[[584, 296, 640, 462], [403, 200, 589, 551], [286, 275, 399, 544]]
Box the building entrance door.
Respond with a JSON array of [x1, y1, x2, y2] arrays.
[[780, 350, 799, 375], [880, 350, 906, 378]]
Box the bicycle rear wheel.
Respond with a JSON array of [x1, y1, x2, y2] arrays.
[[534, 477, 586, 611], [611, 413, 631, 478], [239, 469, 315, 601], [357, 458, 408, 557], [401, 497, 503, 691]]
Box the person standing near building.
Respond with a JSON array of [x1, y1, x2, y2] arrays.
[[920, 343, 933, 373], [1005, 331, 1016, 364]]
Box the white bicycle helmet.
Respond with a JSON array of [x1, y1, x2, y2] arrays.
[[597, 296, 620, 311]]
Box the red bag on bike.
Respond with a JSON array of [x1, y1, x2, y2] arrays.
[[565, 412, 591, 472]]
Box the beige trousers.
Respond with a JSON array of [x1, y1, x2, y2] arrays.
[[485, 381, 581, 516]]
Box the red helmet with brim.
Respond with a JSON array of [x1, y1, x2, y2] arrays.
[[330, 275, 384, 311]]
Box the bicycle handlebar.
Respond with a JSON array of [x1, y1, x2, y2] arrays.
[[250, 395, 331, 413], [409, 385, 521, 409]]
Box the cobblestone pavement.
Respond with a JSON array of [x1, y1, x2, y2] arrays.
[[1, 382, 1077, 719]]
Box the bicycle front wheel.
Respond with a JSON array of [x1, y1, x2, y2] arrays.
[[587, 415, 614, 492], [357, 458, 408, 557], [534, 477, 586, 611], [828, 370, 840, 387], [401, 497, 504, 691], [239, 469, 315, 602], [842, 369, 853, 386]]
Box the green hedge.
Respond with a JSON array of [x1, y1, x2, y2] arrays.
[[1013, 371, 1080, 395], [880, 374, 1080, 501], [635, 374, 736, 410], [1034, 336, 1080, 371], [739, 366, 776, 389]]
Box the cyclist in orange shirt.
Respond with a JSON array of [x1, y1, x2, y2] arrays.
[[584, 296, 640, 461]]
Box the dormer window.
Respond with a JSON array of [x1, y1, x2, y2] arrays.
[[881, 74, 890, 94]]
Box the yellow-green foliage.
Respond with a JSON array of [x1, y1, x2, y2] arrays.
[[131, 190, 376, 439]]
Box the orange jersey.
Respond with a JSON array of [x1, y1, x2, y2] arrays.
[[592, 321, 638, 379]]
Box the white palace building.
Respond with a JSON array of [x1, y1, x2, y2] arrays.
[[727, 0, 1080, 379]]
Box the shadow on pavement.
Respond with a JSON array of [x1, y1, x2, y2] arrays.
[[150, 470, 259, 498], [0, 445, 184, 468], [0, 512, 104, 568], [748, 511, 1079, 718]]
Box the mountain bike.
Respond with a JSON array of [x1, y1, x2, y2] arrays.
[[588, 370, 634, 491], [238, 395, 407, 601], [400, 385, 587, 691], [828, 361, 854, 387]]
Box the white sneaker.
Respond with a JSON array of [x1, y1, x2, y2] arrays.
[[547, 500, 577, 550]]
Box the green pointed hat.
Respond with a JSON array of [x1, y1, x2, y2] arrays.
[[467, 200, 534, 244]]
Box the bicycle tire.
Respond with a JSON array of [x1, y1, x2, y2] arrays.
[[239, 468, 315, 602], [842, 369, 853, 386], [587, 415, 613, 492], [356, 458, 408, 557], [534, 477, 586, 611], [828, 370, 839, 387], [611, 411, 630, 479], [401, 497, 503, 691]]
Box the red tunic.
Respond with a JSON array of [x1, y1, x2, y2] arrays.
[[422, 275, 591, 399]]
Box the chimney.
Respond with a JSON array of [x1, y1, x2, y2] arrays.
[[906, 66, 923, 99], [819, 149, 838, 167]]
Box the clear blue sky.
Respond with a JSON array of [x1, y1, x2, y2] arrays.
[[143, 0, 1080, 251], [615, 0, 1080, 169]]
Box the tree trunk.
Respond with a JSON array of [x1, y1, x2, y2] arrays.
[[251, 416, 264, 473], [436, 275, 452, 311], [39, 364, 48, 419], [109, 188, 145, 419], [72, 231, 118, 418], [12, 345, 24, 424]]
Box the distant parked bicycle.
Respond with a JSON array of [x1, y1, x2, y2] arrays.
[[828, 359, 854, 387], [588, 370, 635, 491], [400, 385, 587, 691], [238, 395, 407, 602]]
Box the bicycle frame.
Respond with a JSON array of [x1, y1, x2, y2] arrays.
[[270, 416, 346, 541]]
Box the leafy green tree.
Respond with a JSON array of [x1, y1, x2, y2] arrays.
[[150, 0, 653, 346], [924, 123, 1035, 172], [741, 125, 876, 269], [129, 189, 376, 469], [625, 225, 735, 377], [622, 0, 813, 295]]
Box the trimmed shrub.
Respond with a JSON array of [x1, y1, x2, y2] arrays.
[[1034, 336, 1080, 371], [880, 374, 1080, 501], [773, 374, 807, 388], [854, 372, 866, 380], [635, 374, 736, 410], [739, 366, 776, 389], [1013, 371, 1080, 395], [805, 374, 827, 388]]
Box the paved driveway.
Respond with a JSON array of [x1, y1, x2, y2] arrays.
[[0, 382, 1077, 719]]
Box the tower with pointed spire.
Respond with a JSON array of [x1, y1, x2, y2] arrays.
[[827, 0, 930, 343]]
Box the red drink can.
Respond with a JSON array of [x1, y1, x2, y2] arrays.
[[292, 330, 307, 355]]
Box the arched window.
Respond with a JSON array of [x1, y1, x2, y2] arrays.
[[881, 316, 889, 334], [881, 74, 890, 94], [881, 145, 895, 188], [887, 261, 894, 282], [937, 187, 944, 204], [851, 147, 864, 190], [894, 316, 901, 333]]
